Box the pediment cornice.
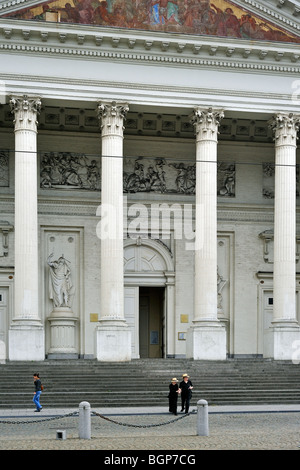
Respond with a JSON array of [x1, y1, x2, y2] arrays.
[[0, 16, 299, 74], [234, 0, 300, 31]]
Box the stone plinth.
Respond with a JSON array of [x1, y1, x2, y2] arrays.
[[47, 307, 78, 358]]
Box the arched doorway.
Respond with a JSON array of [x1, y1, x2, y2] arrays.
[[124, 238, 175, 358]]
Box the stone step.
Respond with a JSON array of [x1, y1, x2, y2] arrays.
[[1, 358, 300, 408]]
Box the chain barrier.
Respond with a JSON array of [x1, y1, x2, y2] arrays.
[[0, 411, 78, 425], [0, 409, 196, 428], [91, 409, 196, 428]]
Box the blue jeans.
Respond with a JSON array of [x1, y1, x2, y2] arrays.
[[33, 391, 42, 410]]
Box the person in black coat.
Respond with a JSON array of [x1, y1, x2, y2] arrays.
[[179, 373, 193, 413], [168, 378, 180, 415]]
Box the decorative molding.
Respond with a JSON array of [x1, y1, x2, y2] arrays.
[[0, 18, 299, 74], [241, 0, 300, 30], [1, 41, 299, 73], [0, 196, 279, 222], [259, 229, 300, 264], [0, 220, 13, 257], [0, 106, 277, 142]]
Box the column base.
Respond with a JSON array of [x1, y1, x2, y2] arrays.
[[186, 321, 227, 360], [8, 323, 44, 361], [95, 319, 131, 362], [270, 321, 300, 361]]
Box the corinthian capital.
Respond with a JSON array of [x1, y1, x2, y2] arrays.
[[97, 100, 129, 137], [191, 107, 224, 142], [10, 95, 41, 132], [269, 112, 300, 146]]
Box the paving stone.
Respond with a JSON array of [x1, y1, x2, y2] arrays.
[[0, 406, 300, 450]]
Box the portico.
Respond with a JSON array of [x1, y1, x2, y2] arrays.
[[0, 0, 300, 362]]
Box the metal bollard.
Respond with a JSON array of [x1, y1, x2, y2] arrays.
[[197, 399, 209, 436], [79, 401, 91, 439]]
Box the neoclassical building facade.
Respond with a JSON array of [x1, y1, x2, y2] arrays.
[[0, 0, 300, 362]]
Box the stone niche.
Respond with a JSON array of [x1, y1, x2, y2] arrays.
[[42, 228, 82, 358]]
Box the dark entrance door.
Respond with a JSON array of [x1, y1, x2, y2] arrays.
[[139, 286, 164, 358]]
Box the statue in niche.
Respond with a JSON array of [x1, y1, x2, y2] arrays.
[[47, 253, 74, 308]]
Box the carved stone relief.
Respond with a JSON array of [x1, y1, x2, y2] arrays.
[[0, 150, 9, 187], [262, 163, 275, 199], [263, 162, 300, 199], [40, 152, 236, 196], [217, 162, 235, 197], [40, 152, 101, 190]]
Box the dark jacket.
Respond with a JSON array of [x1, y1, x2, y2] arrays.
[[169, 383, 179, 399], [179, 379, 193, 398], [34, 379, 42, 392]]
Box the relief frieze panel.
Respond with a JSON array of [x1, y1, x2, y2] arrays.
[[262, 162, 300, 199], [0, 150, 9, 187], [39, 151, 235, 196], [40, 152, 101, 190]]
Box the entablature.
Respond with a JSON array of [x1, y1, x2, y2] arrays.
[[0, 17, 299, 71]]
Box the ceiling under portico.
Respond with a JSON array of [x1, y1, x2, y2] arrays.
[[0, 0, 299, 43]]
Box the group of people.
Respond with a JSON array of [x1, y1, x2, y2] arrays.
[[168, 373, 193, 415], [32, 372, 192, 415]]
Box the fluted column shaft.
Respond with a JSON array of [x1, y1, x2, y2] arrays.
[[271, 113, 300, 325], [186, 107, 226, 360], [8, 96, 44, 361], [192, 107, 224, 322], [10, 96, 41, 323], [97, 101, 129, 322]]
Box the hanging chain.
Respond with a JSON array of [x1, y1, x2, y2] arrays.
[[91, 409, 196, 428]]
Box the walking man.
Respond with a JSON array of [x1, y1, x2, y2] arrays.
[[33, 373, 43, 412]]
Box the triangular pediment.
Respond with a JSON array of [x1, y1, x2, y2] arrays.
[[1, 0, 299, 43]]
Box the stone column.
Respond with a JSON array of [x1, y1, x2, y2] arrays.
[[95, 101, 131, 361], [8, 95, 44, 361], [269, 112, 300, 360], [186, 107, 226, 360]]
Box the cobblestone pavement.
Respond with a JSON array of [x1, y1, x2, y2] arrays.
[[0, 405, 300, 451]]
